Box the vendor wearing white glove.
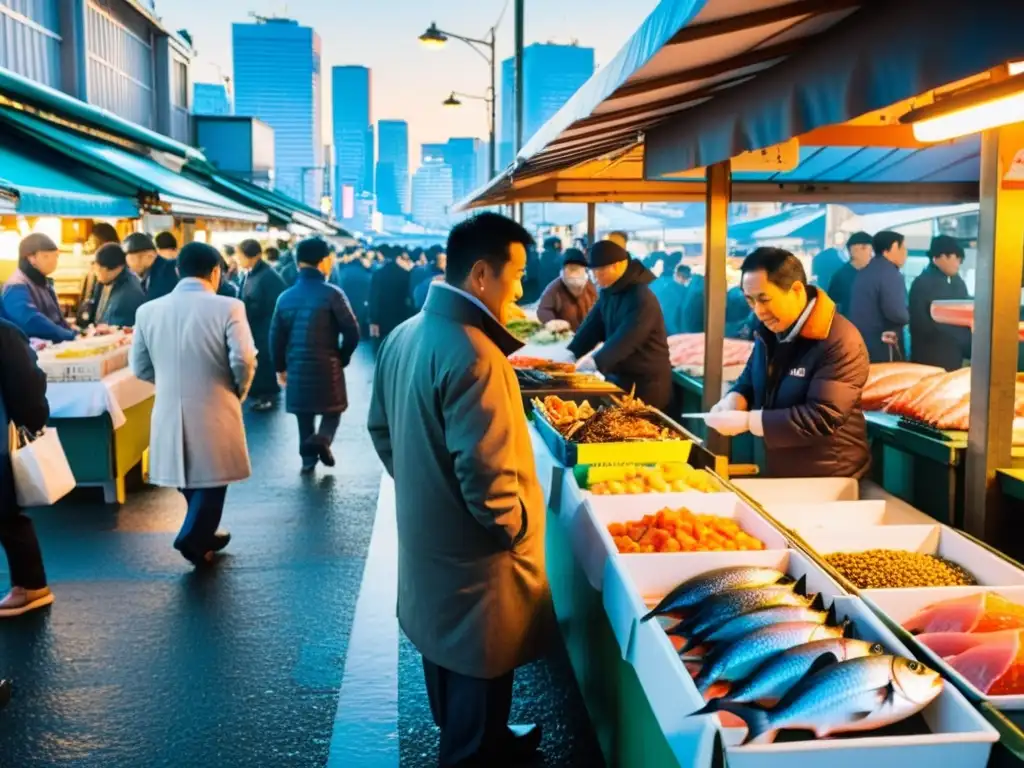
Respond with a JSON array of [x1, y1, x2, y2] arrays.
[[566, 241, 673, 409], [706, 247, 871, 479]]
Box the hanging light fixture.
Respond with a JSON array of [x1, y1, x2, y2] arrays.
[[442, 92, 462, 107], [902, 73, 1024, 143], [418, 23, 448, 48]]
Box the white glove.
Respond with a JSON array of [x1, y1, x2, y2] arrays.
[[705, 410, 751, 436], [710, 392, 748, 414], [576, 355, 597, 372]]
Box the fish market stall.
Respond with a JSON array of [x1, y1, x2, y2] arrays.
[[36, 331, 153, 504]]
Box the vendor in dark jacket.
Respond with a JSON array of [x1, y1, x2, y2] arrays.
[[568, 241, 673, 409], [238, 239, 287, 411], [536, 247, 597, 330], [707, 247, 870, 478], [2, 233, 76, 342], [0, 318, 54, 617], [848, 230, 910, 363], [909, 235, 972, 371], [827, 230, 873, 317], [270, 238, 361, 473], [125, 232, 178, 301], [80, 244, 145, 328]]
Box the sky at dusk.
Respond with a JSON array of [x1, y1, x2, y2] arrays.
[[159, 0, 659, 169]]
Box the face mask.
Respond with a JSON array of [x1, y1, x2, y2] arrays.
[[563, 274, 588, 291]]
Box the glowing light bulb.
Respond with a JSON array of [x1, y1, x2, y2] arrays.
[[912, 89, 1024, 142]]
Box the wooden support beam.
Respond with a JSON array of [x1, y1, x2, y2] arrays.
[[586, 203, 596, 249], [702, 161, 731, 457], [965, 122, 1024, 543]]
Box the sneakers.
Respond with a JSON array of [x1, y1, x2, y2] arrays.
[[0, 587, 54, 618]]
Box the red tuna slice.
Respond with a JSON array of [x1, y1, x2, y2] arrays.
[[904, 593, 1024, 634], [918, 630, 1024, 658], [946, 633, 1024, 695]]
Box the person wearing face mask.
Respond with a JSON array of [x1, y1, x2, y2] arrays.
[[827, 231, 874, 318], [909, 235, 972, 371], [536, 247, 597, 330], [368, 212, 551, 768], [706, 247, 870, 478], [2, 234, 77, 342], [82, 243, 145, 328], [568, 240, 673, 409]]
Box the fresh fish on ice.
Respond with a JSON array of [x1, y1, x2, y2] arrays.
[[641, 566, 788, 622]]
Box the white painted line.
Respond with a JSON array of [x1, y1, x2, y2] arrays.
[[328, 473, 400, 767]]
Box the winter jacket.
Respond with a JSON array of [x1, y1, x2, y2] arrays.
[[2, 266, 76, 342], [653, 280, 691, 336], [270, 267, 361, 414], [238, 260, 287, 398], [369, 260, 413, 339], [535, 277, 597, 330], [519, 248, 543, 305], [141, 255, 179, 302], [568, 259, 673, 409], [335, 262, 372, 328], [83, 267, 146, 328], [909, 263, 972, 371], [275, 250, 299, 287], [409, 264, 441, 302], [0, 319, 49, 513], [827, 261, 857, 318], [731, 287, 871, 479], [217, 277, 238, 299], [848, 256, 909, 363]]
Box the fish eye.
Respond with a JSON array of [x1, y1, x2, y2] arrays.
[[907, 661, 919, 671], [870, 643, 884, 654]]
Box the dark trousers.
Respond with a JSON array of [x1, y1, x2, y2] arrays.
[[422, 658, 514, 767], [0, 508, 46, 589], [176, 486, 228, 550], [296, 413, 341, 453]]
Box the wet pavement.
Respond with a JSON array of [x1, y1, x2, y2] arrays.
[[0, 344, 604, 767]]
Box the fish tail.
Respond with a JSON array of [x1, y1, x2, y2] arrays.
[[640, 608, 658, 623], [709, 701, 775, 745]]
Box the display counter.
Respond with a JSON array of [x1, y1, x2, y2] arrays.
[[46, 368, 154, 504], [865, 412, 1024, 529]]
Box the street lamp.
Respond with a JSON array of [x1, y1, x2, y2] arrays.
[[418, 21, 497, 179]]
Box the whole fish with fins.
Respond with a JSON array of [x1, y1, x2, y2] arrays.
[[677, 595, 833, 656], [642, 566, 788, 622], [673, 576, 812, 641]]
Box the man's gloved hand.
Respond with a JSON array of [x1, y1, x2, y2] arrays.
[[576, 355, 597, 372], [710, 391, 749, 414], [705, 410, 751, 436]]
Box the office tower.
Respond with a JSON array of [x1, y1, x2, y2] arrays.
[[412, 157, 454, 228], [500, 43, 595, 167], [193, 82, 232, 116], [376, 120, 409, 216], [444, 138, 485, 204], [233, 17, 323, 207], [331, 66, 373, 221]]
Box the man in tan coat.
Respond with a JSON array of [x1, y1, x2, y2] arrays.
[[130, 242, 256, 567], [369, 213, 551, 767]]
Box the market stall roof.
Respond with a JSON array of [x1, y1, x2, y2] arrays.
[[0, 106, 266, 224], [838, 203, 979, 236], [458, 0, 1022, 210], [0, 132, 140, 219], [643, 0, 1024, 177], [749, 207, 826, 241], [197, 172, 348, 235], [0, 67, 205, 163]]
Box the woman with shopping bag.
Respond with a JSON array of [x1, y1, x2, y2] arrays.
[[0, 317, 55, 617]]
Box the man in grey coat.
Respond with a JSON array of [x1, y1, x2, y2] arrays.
[[130, 242, 257, 567], [369, 213, 551, 767]]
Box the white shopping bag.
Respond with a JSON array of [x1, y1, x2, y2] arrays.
[[8, 424, 76, 507]]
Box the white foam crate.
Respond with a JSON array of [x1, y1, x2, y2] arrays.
[[764, 500, 936, 531], [797, 525, 1024, 589], [734, 477, 860, 503], [575, 491, 786, 592], [865, 586, 1024, 711]]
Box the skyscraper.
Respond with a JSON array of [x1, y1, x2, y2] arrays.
[[376, 120, 409, 216], [500, 43, 595, 167], [444, 138, 485, 205], [232, 17, 323, 207], [331, 66, 373, 222], [193, 82, 232, 116], [412, 158, 454, 229]]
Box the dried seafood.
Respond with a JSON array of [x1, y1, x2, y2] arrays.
[[533, 391, 681, 444]]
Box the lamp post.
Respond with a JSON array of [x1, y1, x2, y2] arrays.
[[442, 91, 495, 176], [419, 22, 497, 179]]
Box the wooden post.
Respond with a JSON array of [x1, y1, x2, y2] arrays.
[[965, 123, 1024, 542], [702, 161, 731, 457], [586, 202, 596, 249]]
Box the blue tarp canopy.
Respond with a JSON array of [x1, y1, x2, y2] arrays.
[[0, 107, 267, 224], [460, 0, 1022, 209], [0, 131, 139, 218]]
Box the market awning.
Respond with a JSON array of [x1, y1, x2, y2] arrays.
[[0, 132, 140, 218], [643, 0, 1024, 177], [0, 107, 267, 224], [749, 207, 826, 241], [837, 203, 979, 236]]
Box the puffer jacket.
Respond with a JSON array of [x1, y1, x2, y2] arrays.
[[567, 259, 673, 409], [731, 287, 871, 479], [270, 267, 361, 414]]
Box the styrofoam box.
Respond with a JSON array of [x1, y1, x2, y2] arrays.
[[798, 525, 1024, 589], [764, 500, 937, 530], [734, 477, 861, 503], [577, 492, 787, 592], [865, 586, 1024, 711], [725, 594, 998, 768]]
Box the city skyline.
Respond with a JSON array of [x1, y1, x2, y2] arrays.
[[159, 0, 660, 172]]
